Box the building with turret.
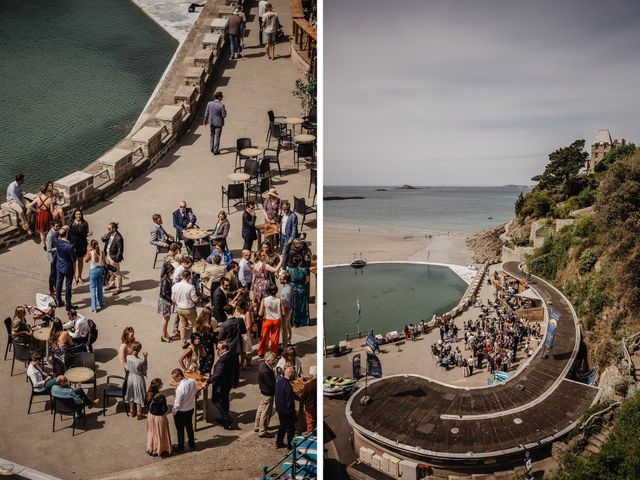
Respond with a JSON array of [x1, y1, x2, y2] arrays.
[[588, 129, 626, 173]]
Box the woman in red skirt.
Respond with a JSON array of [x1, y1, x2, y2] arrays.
[[30, 184, 53, 244]]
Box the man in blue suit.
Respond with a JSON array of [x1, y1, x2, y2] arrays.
[[280, 200, 298, 268], [207, 340, 235, 429], [204, 91, 226, 155], [54, 226, 76, 310], [173, 200, 197, 251]]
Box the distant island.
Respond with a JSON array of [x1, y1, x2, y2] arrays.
[[325, 196, 366, 201], [375, 188, 387, 191], [399, 185, 418, 190]]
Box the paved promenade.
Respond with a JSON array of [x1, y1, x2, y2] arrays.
[[0, 0, 316, 478]]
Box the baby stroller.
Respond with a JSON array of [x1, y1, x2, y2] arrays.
[[25, 293, 57, 327]]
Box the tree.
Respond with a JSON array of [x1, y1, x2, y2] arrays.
[[536, 140, 589, 196], [594, 143, 637, 172], [514, 191, 525, 215]]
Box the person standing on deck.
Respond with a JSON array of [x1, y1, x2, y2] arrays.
[[204, 91, 226, 155]]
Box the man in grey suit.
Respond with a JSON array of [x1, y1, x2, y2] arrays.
[[204, 91, 227, 155], [150, 213, 174, 248]]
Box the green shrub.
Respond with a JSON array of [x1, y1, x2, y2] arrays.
[[574, 215, 594, 238], [579, 248, 598, 274]]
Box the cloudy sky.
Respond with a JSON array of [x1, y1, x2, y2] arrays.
[[324, 0, 640, 186]]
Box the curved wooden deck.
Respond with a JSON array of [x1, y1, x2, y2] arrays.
[[346, 262, 599, 462]]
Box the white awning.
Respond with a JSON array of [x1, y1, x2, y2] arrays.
[[515, 288, 541, 301]]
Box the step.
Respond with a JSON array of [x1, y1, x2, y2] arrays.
[[585, 444, 600, 454]]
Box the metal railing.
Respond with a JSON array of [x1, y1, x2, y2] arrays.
[[262, 429, 316, 479], [344, 329, 374, 342]]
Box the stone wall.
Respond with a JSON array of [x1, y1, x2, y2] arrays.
[[0, 0, 236, 250]]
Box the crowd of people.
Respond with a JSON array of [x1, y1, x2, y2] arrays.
[[7, 182, 316, 457]]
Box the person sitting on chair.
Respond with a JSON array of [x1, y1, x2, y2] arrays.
[[27, 353, 57, 393], [150, 214, 175, 249], [51, 375, 100, 411], [63, 308, 90, 346], [206, 239, 233, 266], [173, 201, 197, 252]]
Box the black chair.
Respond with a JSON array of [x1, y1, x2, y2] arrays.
[[234, 158, 259, 181], [263, 143, 283, 177], [294, 196, 316, 232], [258, 157, 271, 180], [235, 137, 253, 169], [192, 242, 212, 262], [294, 142, 315, 170], [302, 106, 317, 132], [52, 396, 85, 435], [4, 317, 13, 360], [266, 110, 286, 143], [153, 244, 169, 269], [71, 352, 97, 395], [222, 183, 245, 213], [268, 122, 292, 149], [27, 375, 52, 414], [309, 168, 317, 204], [103, 375, 128, 417], [247, 176, 271, 203], [11, 342, 31, 377]]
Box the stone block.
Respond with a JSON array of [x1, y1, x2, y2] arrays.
[[0, 202, 18, 227], [174, 85, 198, 114], [202, 33, 222, 56], [131, 126, 164, 158], [98, 148, 133, 182], [184, 66, 205, 92], [55, 171, 94, 208], [194, 49, 214, 71], [211, 18, 227, 34], [217, 5, 235, 18], [155, 105, 184, 135]]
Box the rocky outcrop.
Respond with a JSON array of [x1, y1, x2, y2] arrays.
[[466, 224, 506, 263]]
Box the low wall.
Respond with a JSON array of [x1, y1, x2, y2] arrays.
[[0, 0, 234, 250]]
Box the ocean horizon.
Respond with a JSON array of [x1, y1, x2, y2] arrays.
[[324, 185, 529, 235]]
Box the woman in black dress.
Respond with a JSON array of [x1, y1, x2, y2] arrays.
[[68, 209, 91, 285]]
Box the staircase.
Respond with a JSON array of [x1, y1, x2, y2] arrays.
[[582, 426, 612, 455], [262, 431, 317, 479]]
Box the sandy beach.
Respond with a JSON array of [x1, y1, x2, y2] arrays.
[[324, 225, 476, 266]]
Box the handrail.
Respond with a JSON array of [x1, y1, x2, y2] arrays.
[[262, 429, 316, 479], [580, 401, 620, 431], [293, 18, 317, 40]]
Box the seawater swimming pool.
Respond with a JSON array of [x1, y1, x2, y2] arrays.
[[323, 263, 469, 345]]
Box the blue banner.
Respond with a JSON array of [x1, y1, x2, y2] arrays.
[[366, 334, 380, 353], [367, 351, 383, 378], [544, 310, 561, 350]]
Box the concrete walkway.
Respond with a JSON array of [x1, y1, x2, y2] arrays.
[[0, 0, 315, 478]]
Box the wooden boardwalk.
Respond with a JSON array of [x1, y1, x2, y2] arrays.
[[346, 262, 599, 462]]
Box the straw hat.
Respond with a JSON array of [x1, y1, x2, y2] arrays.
[[267, 188, 279, 198]]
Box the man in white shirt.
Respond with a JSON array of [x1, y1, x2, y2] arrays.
[[257, 0, 269, 45], [171, 270, 198, 348], [172, 255, 194, 284], [63, 309, 90, 344], [238, 249, 253, 289], [27, 352, 56, 394], [171, 368, 197, 451]]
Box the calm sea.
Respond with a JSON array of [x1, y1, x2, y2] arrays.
[[0, 0, 177, 191], [324, 186, 529, 235]]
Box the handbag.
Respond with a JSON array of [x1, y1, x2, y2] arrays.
[[106, 264, 117, 273]]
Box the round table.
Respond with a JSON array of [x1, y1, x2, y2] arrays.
[[227, 172, 250, 183], [293, 134, 316, 144], [65, 367, 95, 384], [32, 326, 51, 343], [240, 147, 263, 159], [284, 117, 304, 135], [33, 326, 52, 362], [182, 228, 210, 241], [192, 260, 216, 275]]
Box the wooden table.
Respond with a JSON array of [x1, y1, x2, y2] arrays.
[[284, 117, 304, 135], [293, 134, 316, 144], [65, 367, 95, 385], [171, 372, 209, 430], [32, 326, 51, 362], [182, 228, 210, 241], [227, 172, 250, 183]]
